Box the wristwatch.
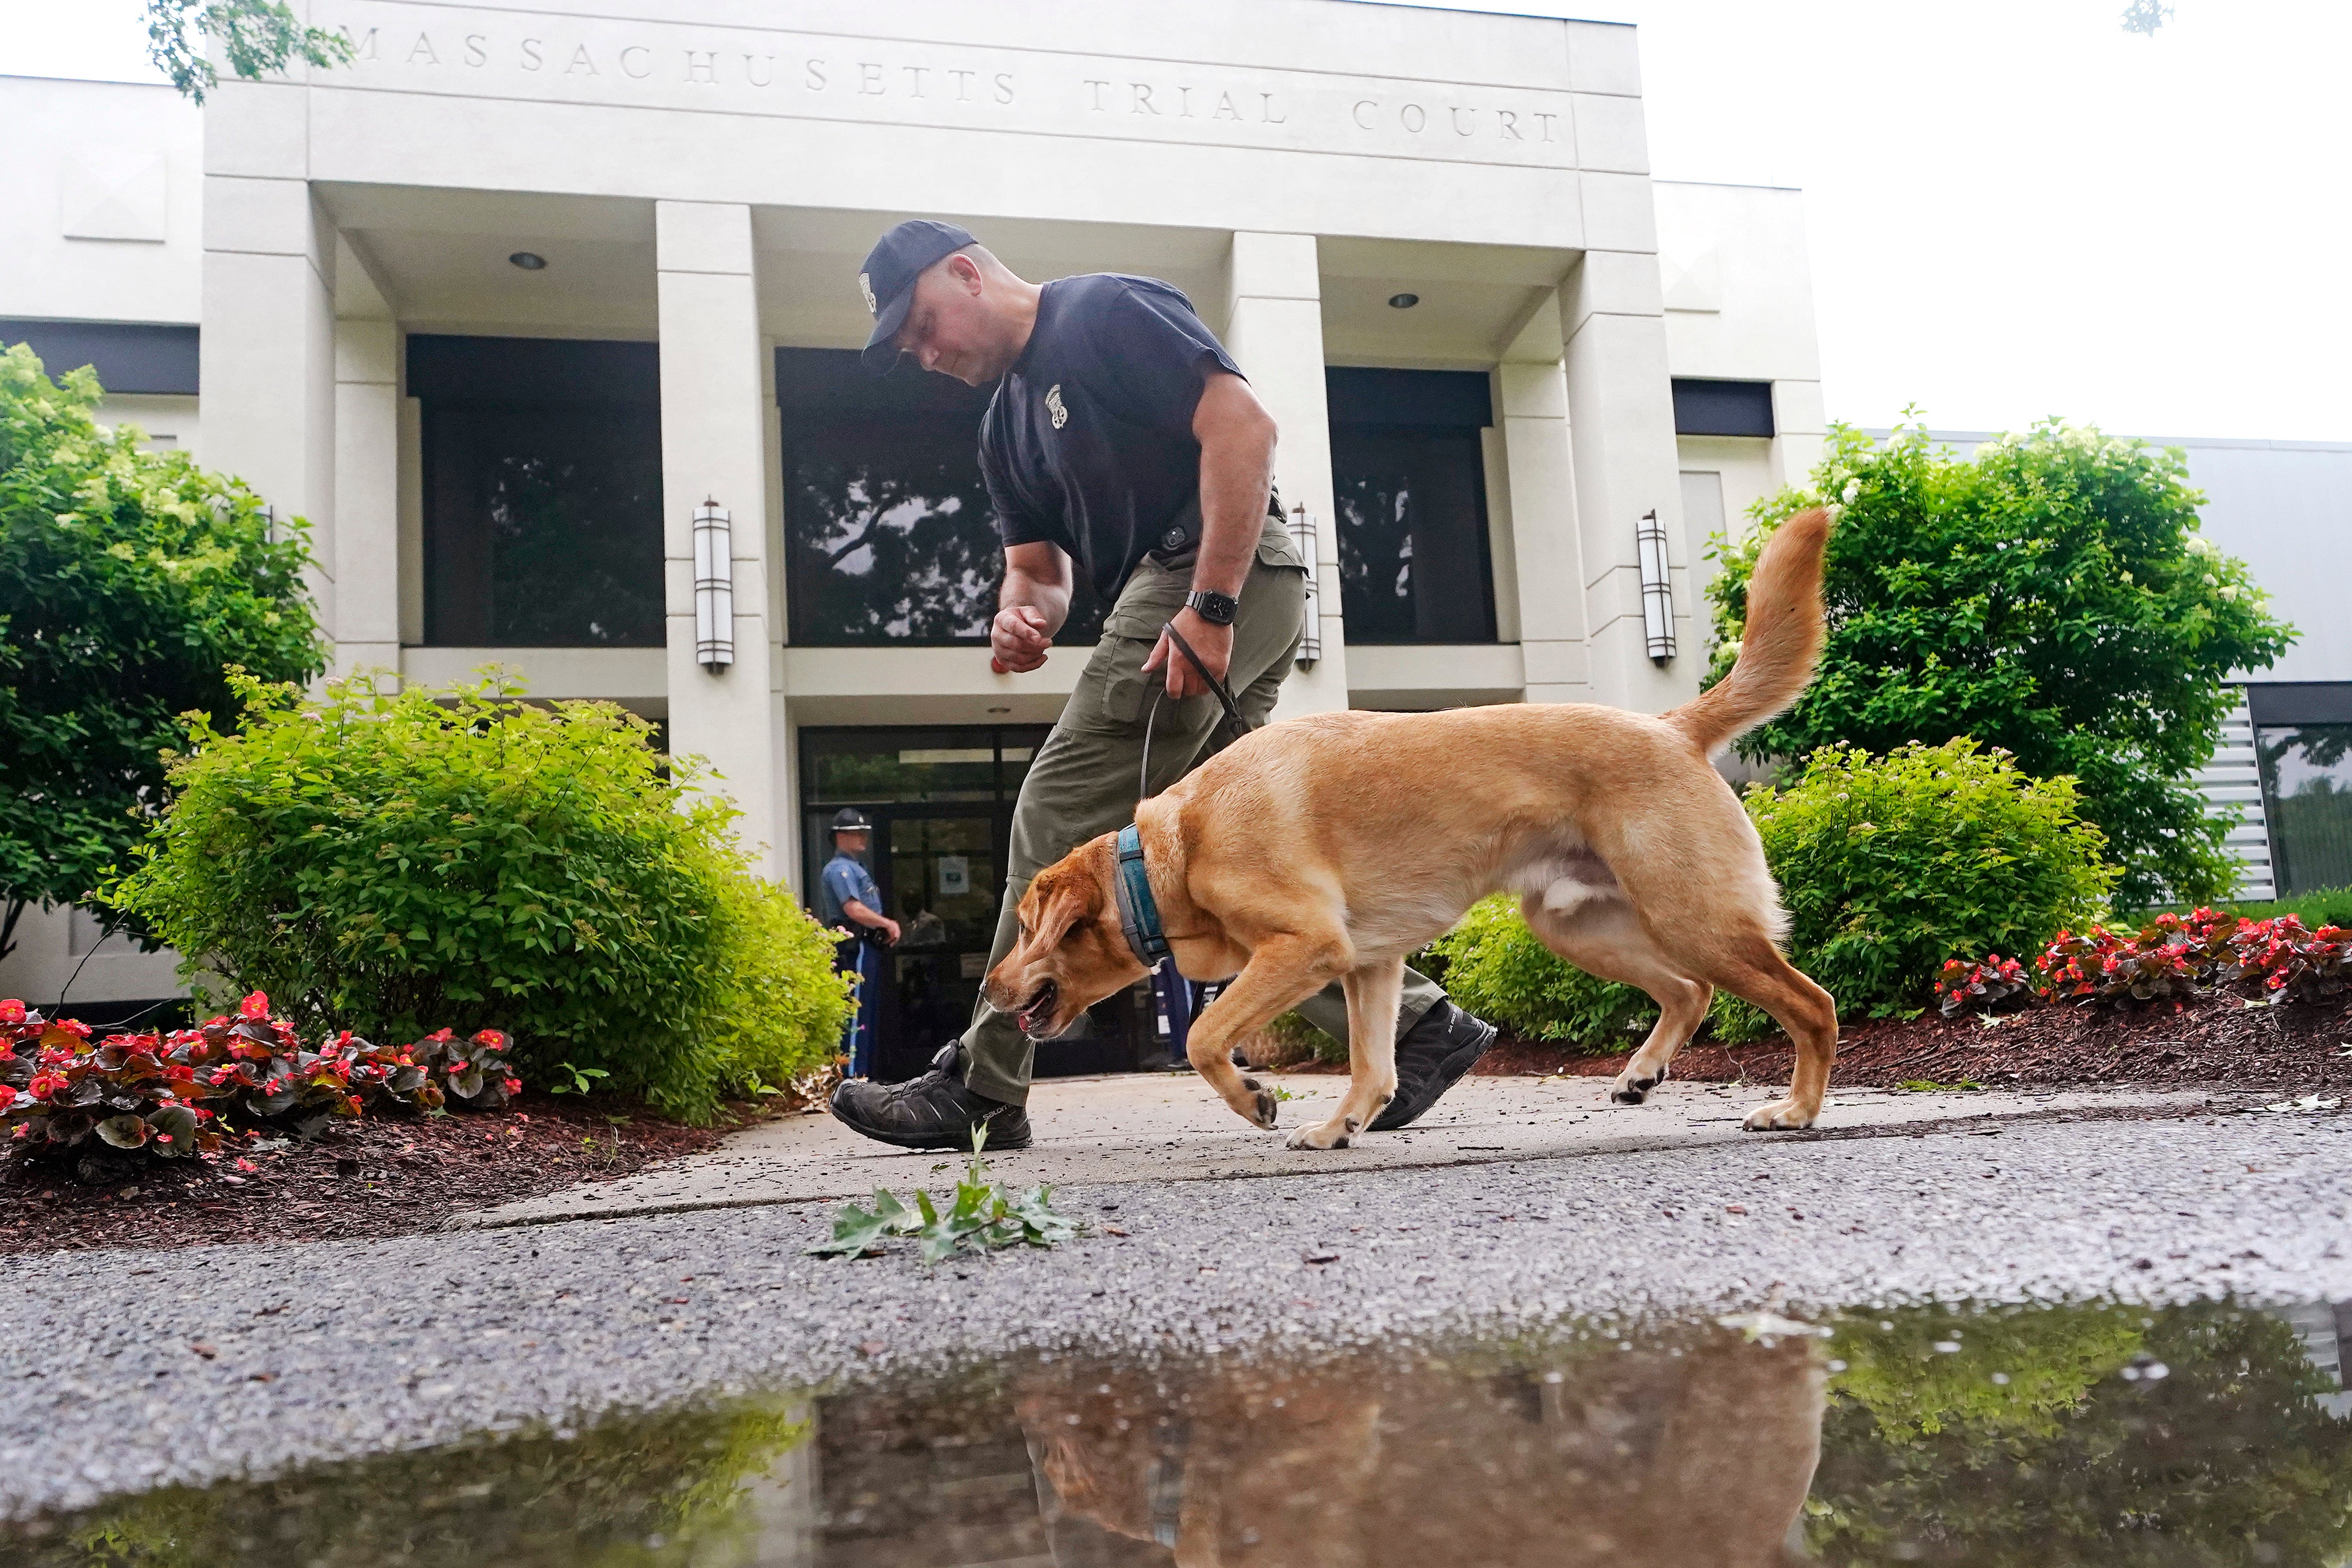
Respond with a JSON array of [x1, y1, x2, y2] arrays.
[[1184, 588, 1239, 626]]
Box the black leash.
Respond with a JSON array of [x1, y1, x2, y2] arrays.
[[1137, 619, 1254, 806]]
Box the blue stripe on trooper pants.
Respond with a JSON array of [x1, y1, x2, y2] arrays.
[[837, 938, 884, 1078]]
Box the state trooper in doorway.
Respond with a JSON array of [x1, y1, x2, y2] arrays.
[[829, 220, 1496, 1151], [815, 807, 897, 1081]]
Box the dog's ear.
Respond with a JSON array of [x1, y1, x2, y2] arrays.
[[1024, 861, 1103, 953]]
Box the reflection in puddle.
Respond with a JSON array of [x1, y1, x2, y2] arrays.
[[7, 1299, 2352, 1566]]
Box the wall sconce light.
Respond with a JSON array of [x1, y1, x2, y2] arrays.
[[1289, 501, 1321, 668], [1636, 508, 1676, 665], [694, 498, 734, 671]]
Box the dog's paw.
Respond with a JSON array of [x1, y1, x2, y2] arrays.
[[1242, 1076, 1280, 1131], [1286, 1118, 1352, 1151], [1742, 1097, 1818, 1132], [1610, 1061, 1668, 1105]]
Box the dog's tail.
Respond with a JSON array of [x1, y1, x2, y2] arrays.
[[1664, 506, 1832, 757]]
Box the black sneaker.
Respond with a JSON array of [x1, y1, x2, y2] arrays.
[[829, 1042, 1033, 1152], [1368, 1000, 1496, 1131]]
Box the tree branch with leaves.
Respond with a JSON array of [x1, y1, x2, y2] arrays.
[[144, 0, 353, 104]]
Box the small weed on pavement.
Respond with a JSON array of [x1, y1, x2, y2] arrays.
[[811, 1128, 1082, 1263]]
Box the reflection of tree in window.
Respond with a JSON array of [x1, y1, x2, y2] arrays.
[[2256, 723, 2352, 895], [423, 400, 665, 648], [1325, 366, 1496, 647], [788, 420, 1001, 642], [785, 417, 1109, 647], [1335, 465, 1417, 640], [480, 408, 665, 646]]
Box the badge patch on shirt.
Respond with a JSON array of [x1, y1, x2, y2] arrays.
[[1045, 384, 1068, 430], [858, 272, 877, 315]]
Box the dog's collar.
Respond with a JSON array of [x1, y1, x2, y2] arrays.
[[1113, 824, 1171, 969]]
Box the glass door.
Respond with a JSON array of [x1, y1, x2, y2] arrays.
[[799, 726, 1156, 1083], [879, 811, 1004, 1082]]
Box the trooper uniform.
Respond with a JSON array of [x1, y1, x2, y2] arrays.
[[816, 807, 888, 1079], [830, 220, 1494, 1152]]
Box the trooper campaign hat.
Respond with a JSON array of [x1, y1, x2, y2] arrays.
[[830, 807, 875, 834], [857, 219, 979, 372]]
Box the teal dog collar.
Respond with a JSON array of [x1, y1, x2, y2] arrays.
[[1113, 824, 1170, 968]]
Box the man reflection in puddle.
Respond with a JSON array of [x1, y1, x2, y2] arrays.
[[1011, 1332, 1824, 1567]]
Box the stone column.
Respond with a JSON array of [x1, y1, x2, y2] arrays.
[[1220, 231, 1348, 718], [1770, 378, 1829, 493], [198, 77, 336, 643], [331, 236, 400, 684], [656, 200, 779, 877], [1560, 251, 1699, 713], [1494, 293, 1593, 706]]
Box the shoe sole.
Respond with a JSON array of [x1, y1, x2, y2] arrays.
[[1367, 1024, 1495, 1133]]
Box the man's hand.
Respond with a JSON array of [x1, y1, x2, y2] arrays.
[[1143, 607, 1234, 700], [990, 605, 1053, 673], [842, 901, 901, 945]]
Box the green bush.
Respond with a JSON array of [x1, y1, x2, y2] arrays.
[[1724, 739, 2117, 1036], [1425, 893, 1657, 1050], [107, 672, 851, 1122], [1425, 739, 2116, 1046], [1707, 420, 2293, 908]]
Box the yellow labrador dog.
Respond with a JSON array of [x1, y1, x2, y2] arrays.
[[987, 507, 1837, 1147]]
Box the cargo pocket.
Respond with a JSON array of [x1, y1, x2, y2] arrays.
[[1253, 509, 1308, 573], [1083, 633, 1171, 728]]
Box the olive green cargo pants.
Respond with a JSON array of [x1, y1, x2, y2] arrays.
[[958, 511, 1446, 1105]]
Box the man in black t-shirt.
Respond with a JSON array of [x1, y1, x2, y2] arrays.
[[829, 220, 1495, 1153]]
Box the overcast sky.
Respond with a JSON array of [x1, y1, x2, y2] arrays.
[[3, 0, 2344, 441]]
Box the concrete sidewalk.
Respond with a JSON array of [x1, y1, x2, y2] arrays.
[[451, 1071, 2227, 1231]]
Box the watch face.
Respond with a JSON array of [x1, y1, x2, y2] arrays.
[[1188, 590, 1238, 624]]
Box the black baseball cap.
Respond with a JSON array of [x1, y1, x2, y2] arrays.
[[858, 219, 978, 373]]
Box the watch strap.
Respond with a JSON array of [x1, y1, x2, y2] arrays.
[[1184, 589, 1239, 625]]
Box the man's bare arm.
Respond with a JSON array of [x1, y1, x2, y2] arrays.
[[1144, 370, 1277, 698], [991, 540, 1073, 673]]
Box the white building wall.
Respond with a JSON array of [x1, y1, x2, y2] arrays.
[[0, 76, 203, 327]]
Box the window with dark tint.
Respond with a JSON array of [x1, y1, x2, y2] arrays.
[[0, 319, 199, 395], [412, 335, 664, 648], [779, 348, 1105, 646], [1671, 379, 1776, 437], [2251, 683, 2352, 897], [1326, 367, 1496, 644]]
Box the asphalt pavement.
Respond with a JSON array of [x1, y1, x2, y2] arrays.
[[5, 1091, 2350, 1521]]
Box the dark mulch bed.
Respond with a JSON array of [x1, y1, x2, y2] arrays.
[[0, 1094, 739, 1256], [1466, 992, 2352, 1091]]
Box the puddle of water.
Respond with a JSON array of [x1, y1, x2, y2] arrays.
[[7, 1297, 2352, 1566]]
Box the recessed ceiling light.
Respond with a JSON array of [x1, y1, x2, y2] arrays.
[[509, 252, 548, 271], [1388, 292, 1420, 309]]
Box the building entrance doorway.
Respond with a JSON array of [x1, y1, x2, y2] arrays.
[[800, 727, 1159, 1084]]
